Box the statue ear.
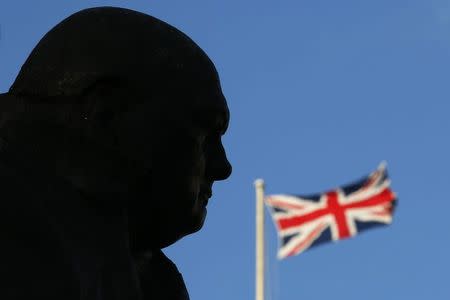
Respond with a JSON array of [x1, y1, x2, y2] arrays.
[[78, 78, 129, 147], [81, 78, 127, 123]]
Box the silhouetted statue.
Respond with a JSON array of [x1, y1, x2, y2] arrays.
[[0, 7, 231, 300]]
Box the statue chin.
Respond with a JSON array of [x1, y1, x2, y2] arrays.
[[188, 208, 207, 234], [161, 213, 206, 249]]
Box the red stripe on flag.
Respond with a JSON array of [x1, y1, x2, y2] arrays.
[[277, 207, 329, 230], [326, 191, 351, 239], [343, 188, 395, 210]]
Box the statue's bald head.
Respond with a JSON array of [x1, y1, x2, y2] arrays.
[[10, 6, 218, 99], [2, 7, 232, 251]]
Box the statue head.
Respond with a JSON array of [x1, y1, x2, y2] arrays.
[[2, 7, 232, 251]]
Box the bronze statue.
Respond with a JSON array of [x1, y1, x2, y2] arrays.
[[0, 7, 231, 300]]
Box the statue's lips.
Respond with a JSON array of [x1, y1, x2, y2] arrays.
[[198, 189, 212, 206]]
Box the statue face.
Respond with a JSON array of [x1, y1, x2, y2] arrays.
[[118, 69, 232, 249]]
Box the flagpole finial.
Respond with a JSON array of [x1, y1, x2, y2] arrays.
[[254, 178, 265, 188]]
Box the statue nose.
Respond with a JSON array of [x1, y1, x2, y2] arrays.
[[207, 142, 232, 181], [216, 157, 232, 181]]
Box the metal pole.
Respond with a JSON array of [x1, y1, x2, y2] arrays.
[[254, 179, 265, 300]]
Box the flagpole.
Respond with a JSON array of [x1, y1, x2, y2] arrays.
[[254, 179, 265, 300]]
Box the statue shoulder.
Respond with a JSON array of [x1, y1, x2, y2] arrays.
[[0, 164, 79, 299]]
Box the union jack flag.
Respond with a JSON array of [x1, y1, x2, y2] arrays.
[[266, 162, 397, 259]]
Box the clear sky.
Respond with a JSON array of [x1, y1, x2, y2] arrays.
[[1, 1, 449, 299]]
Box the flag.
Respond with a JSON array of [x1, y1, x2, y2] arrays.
[[266, 162, 397, 259]]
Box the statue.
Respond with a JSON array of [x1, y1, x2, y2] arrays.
[[0, 7, 231, 300]]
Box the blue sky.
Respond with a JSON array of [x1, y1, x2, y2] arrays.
[[1, 1, 449, 299]]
